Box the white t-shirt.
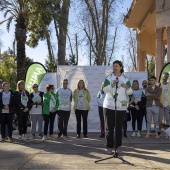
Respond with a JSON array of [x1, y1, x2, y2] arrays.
[[77, 90, 85, 110], [142, 88, 146, 95], [57, 88, 72, 111], [97, 91, 106, 107], [2, 91, 11, 113], [21, 91, 28, 107], [133, 89, 143, 104], [152, 87, 156, 106], [50, 95, 56, 112], [164, 127, 170, 137], [30, 92, 42, 114], [163, 84, 169, 107]]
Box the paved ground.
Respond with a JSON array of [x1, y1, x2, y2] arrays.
[[0, 130, 170, 170]]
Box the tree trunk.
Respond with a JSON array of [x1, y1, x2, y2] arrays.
[[75, 34, 78, 65], [58, 0, 70, 65], [15, 26, 26, 81]]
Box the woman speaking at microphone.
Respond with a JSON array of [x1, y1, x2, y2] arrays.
[[103, 60, 133, 155]]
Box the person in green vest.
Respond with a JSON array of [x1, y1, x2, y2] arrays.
[[42, 84, 59, 141]]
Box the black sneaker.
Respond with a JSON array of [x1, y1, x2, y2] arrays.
[[32, 134, 35, 139], [99, 134, 105, 138], [38, 133, 43, 138], [123, 133, 127, 138], [57, 135, 61, 139], [158, 132, 161, 136], [63, 135, 69, 138], [84, 135, 88, 138]]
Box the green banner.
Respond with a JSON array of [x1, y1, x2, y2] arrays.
[[25, 62, 47, 93]]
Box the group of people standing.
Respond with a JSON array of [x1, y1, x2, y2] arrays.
[[96, 61, 170, 155], [0, 78, 91, 142], [128, 73, 170, 140], [0, 60, 170, 156]]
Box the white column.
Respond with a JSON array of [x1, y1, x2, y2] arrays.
[[136, 33, 141, 71], [156, 28, 163, 80], [167, 27, 170, 62], [136, 33, 146, 71]]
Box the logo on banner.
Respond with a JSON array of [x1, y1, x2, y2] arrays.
[[25, 62, 47, 93]]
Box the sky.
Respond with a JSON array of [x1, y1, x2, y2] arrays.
[[0, 0, 132, 66]]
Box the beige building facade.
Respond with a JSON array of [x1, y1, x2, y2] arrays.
[[124, 0, 170, 79]]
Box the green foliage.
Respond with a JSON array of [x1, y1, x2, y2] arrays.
[[27, 0, 61, 47], [0, 48, 34, 88], [25, 57, 34, 68], [68, 54, 77, 65], [0, 49, 17, 88], [147, 56, 155, 80], [45, 55, 57, 72], [65, 58, 69, 65]]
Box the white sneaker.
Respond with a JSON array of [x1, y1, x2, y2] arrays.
[[49, 134, 55, 140], [116, 146, 122, 155], [166, 134, 169, 139], [18, 135, 22, 140], [106, 148, 112, 155], [22, 134, 29, 140], [42, 135, 47, 141], [137, 131, 141, 137], [131, 132, 136, 137]]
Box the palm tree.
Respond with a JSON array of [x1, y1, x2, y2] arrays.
[[0, 0, 29, 81]]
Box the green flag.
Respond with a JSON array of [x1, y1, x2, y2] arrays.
[[25, 62, 47, 93]]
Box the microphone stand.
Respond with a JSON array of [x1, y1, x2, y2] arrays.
[[95, 82, 134, 166]]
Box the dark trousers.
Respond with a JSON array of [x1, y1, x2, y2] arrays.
[[17, 110, 29, 135], [43, 112, 56, 135], [58, 110, 70, 136], [0, 113, 13, 138], [104, 108, 125, 149], [123, 112, 129, 134], [141, 108, 147, 129], [98, 106, 105, 134], [75, 109, 88, 135], [131, 108, 143, 131]]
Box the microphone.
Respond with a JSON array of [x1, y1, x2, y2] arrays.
[[116, 77, 118, 88]]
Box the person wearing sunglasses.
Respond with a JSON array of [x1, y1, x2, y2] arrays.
[[30, 84, 44, 139], [14, 80, 31, 140], [42, 84, 59, 140]]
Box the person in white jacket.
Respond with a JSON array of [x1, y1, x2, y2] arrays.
[[103, 60, 133, 155], [97, 83, 106, 138]]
